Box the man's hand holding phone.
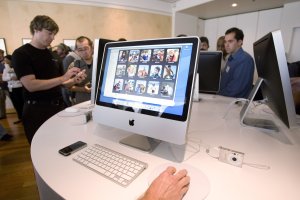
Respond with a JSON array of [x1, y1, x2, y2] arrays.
[[62, 67, 81, 82], [73, 69, 87, 84], [84, 82, 92, 93]]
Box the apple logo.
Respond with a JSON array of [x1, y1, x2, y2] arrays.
[[129, 119, 135, 126]]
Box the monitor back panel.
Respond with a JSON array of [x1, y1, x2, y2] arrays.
[[197, 51, 222, 94]]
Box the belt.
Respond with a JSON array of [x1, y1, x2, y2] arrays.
[[26, 99, 64, 106]]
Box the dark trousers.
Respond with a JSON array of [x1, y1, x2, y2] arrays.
[[61, 87, 73, 107], [0, 89, 6, 118], [22, 102, 66, 145], [8, 87, 24, 120]]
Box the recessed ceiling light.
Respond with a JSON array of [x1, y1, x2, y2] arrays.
[[232, 3, 238, 7]]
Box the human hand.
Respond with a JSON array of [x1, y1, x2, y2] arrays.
[[84, 82, 92, 93], [291, 77, 300, 86], [68, 62, 75, 70], [141, 166, 190, 200], [11, 76, 18, 81], [73, 69, 87, 84], [291, 77, 300, 106], [63, 67, 81, 81]]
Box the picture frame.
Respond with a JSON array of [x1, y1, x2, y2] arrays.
[[22, 38, 32, 45], [63, 39, 76, 50], [0, 38, 7, 55]]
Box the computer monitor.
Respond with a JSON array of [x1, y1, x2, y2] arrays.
[[92, 37, 200, 152], [240, 30, 297, 130], [197, 51, 222, 94], [91, 38, 116, 104]]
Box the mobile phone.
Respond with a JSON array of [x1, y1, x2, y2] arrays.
[[73, 59, 81, 68], [58, 141, 87, 156], [74, 59, 87, 69], [85, 82, 92, 88]]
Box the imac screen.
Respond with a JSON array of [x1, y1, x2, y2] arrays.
[[241, 30, 296, 129], [93, 37, 200, 146], [197, 51, 222, 94], [96, 37, 199, 121]]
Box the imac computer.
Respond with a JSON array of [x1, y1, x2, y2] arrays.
[[197, 51, 222, 94], [91, 38, 116, 104], [92, 37, 200, 152], [240, 30, 297, 130]]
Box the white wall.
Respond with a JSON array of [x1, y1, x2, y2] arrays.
[[236, 12, 258, 57], [198, 19, 205, 37], [288, 27, 300, 62], [281, 2, 300, 62], [197, 1, 300, 62], [201, 8, 281, 57], [173, 12, 199, 37], [204, 18, 218, 50], [256, 8, 282, 39]]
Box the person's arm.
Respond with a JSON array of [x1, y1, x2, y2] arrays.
[[69, 84, 91, 93], [139, 166, 190, 200], [20, 67, 84, 92], [2, 64, 11, 81], [291, 77, 300, 106], [63, 69, 87, 88]]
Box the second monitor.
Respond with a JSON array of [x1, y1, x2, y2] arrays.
[[91, 38, 116, 104], [240, 30, 297, 130], [197, 51, 222, 94]]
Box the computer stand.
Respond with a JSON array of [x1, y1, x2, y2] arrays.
[[168, 141, 200, 162], [240, 78, 279, 132], [119, 134, 161, 153], [119, 134, 200, 162], [193, 73, 200, 102]]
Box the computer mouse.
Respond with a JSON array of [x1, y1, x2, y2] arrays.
[[65, 107, 80, 113]]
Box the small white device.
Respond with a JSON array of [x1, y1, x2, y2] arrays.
[[64, 107, 79, 113], [218, 146, 244, 167]]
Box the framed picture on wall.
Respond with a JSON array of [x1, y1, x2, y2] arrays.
[[22, 38, 32, 45], [0, 38, 7, 55], [63, 39, 76, 50]]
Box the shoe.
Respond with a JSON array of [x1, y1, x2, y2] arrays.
[[13, 120, 22, 124], [1, 134, 13, 141]]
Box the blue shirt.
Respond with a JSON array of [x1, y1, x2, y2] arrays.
[[218, 48, 254, 98]]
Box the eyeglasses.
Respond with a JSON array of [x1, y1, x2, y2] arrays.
[[76, 46, 90, 52]]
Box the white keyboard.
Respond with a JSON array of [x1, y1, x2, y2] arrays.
[[73, 144, 148, 187]]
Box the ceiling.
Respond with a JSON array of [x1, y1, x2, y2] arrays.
[[160, 0, 300, 19]]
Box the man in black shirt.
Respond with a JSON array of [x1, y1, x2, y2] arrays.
[[12, 15, 86, 144]]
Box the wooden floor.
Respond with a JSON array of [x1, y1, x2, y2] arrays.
[[0, 110, 39, 200]]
